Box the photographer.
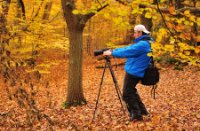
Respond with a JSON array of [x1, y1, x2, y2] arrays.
[[103, 24, 153, 121]]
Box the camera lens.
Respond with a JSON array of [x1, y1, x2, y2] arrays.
[[94, 48, 109, 56]]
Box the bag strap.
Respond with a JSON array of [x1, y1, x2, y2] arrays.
[[150, 56, 157, 100], [141, 37, 154, 64], [142, 37, 158, 100], [151, 85, 157, 99], [150, 56, 154, 66]]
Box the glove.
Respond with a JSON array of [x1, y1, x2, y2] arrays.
[[103, 50, 112, 56]]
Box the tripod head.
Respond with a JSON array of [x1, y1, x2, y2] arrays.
[[96, 56, 112, 62], [104, 56, 111, 62]]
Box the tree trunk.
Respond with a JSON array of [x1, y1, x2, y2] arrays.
[[61, 0, 108, 107], [66, 27, 86, 106], [175, 0, 184, 9], [140, 12, 152, 31], [61, 0, 86, 107], [140, 0, 156, 32], [86, 20, 92, 55], [124, 9, 136, 44]]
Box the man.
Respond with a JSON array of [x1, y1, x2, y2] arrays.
[[103, 24, 153, 121]]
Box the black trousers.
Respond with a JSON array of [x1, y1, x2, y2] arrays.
[[123, 73, 147, 115]]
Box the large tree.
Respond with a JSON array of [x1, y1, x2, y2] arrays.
[[61, 0, 108, 106]]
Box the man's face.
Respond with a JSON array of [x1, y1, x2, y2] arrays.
[[133, 31, 142, 39]]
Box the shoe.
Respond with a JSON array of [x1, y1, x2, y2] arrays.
[[141, 109, 148, 116], [129, 111, 143, 121]]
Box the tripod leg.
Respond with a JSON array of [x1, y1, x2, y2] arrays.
[[108, 63, 125, 114], [92, 62, 107, 121]]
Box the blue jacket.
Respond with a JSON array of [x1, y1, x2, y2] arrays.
[[112, 35, 152, 78]]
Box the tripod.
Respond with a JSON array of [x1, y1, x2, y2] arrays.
[[92, 56, 125, 121]]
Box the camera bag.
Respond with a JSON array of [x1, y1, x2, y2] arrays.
[[141, 56, 159, 99], [141, 57, 159, 86], [140, 37, 160, 99]]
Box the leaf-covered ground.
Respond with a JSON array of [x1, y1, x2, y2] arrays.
[[0, 49, 200, 130]]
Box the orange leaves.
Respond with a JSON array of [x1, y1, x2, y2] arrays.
[[175, 25, 185, 32], [152, 115, 161, 124], [169, 6, 176, 15], [196, 36, 200, 42], [179, 32, 193, 40], [1, 52, 200, 129]]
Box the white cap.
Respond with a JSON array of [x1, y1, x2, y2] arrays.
[[134, 24, 150, 34]]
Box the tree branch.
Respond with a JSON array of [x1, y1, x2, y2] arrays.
[[177, 7, 200, 15], [75, 3, 109, 30], [31, 0, 44, 20], [139, 3, 200, 16], [96, 0, 102, 7], [115, 0, 127, 5], [139, 4, 169, 13], [115, 0, 133, 5], [65, 0, 75, 10], [84, 3, 109, 20], [155, 1, 175, 36], [49, 9, 62, 23]]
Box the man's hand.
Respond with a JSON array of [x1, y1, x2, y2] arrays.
[[103, 49, 112, 56]]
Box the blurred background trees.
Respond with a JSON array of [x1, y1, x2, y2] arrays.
[[0, 0, 200, 107]]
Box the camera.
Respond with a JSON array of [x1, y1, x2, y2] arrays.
[[94, 48, 109, 56]]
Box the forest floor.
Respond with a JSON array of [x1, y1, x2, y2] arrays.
[[0, 49, 200, 130]]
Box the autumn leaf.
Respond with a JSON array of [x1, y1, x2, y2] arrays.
[[184, 10, 190, 16], [1, 0, 200, 130], [145, 12, 152, 19], [169, 6, 176, 15]]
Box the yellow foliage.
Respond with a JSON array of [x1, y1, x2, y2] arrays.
[[72, 10, 79, 14], [145, 12, 152, 19], [189, 15, 196, 22], [160, 0, 168, 3], [194, 47, 200, 54], [131, 8, 139, 15], [150, 42, 164, 57], [156, 28, 168, 43], [183, 20, 190, 26], [26, 69, 50, 74], [164, 44, 174, 52], [104, 13, 110, 19], [184, 10, 190, 16], [178, 43, 194, 51], [2, 0, 200, 68], [196, 36, 200, 42]]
